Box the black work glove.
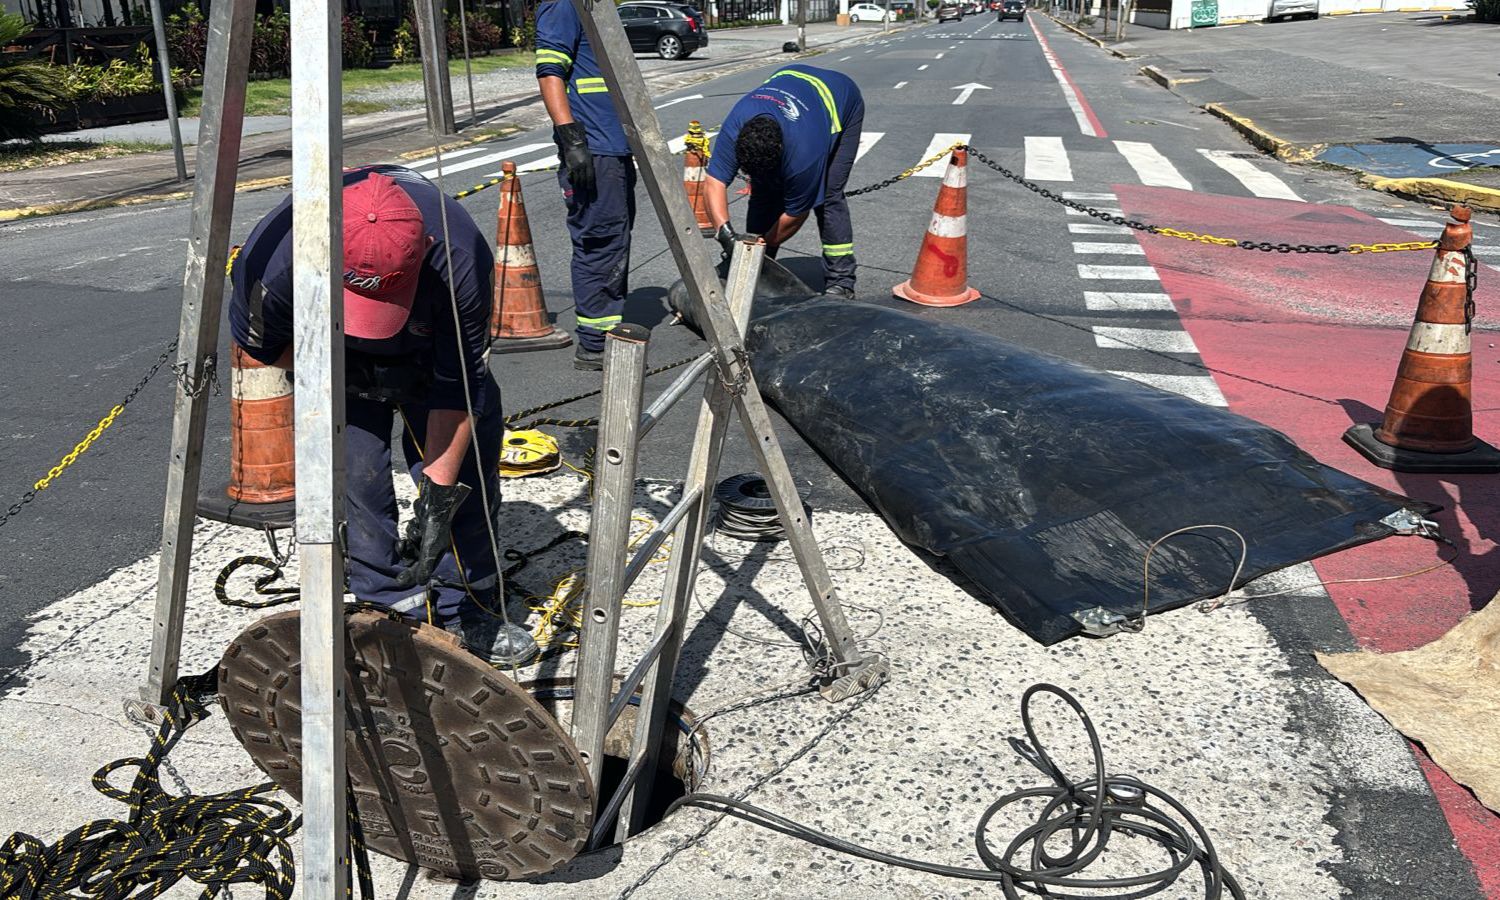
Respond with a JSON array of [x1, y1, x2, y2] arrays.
[[714, 222, 744, 265], [557, 122, 595, 198], [394, 474, 472, 590]]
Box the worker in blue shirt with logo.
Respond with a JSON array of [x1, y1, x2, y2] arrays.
[[703, 64, 865, 299], [535, 0, 637, 370], [228, 165, 515, 664]]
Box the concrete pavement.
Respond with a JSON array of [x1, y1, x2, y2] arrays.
[[2, 12, 1498, 898]]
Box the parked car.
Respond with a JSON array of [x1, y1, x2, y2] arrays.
[[998, 0, 1025, 19], [617, 2, 705, 59], [849, 2, 892, 20], [1266, 0, 1317, 18], [621, 1, 709, 38], [937, 2, 964, 20]]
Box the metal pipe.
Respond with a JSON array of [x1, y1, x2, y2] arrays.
[[145, 0, 186, 182], [290, 0, 348, 891], [637, 353, 712, 440]]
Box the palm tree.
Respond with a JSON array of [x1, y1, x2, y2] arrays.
[[0, 13, 73, 142]]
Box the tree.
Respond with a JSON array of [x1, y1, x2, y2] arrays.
[[0, 13, 74, 142]]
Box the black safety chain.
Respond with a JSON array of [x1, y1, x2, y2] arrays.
[[501, 352, 702, 426], [1464, 247, 1479, 333], [216, 555, 303, 610], [0, 338, 179, 532], [172, 352, 222, 399]]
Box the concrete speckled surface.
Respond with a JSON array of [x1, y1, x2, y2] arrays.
[[0, 472, 1433, 899]]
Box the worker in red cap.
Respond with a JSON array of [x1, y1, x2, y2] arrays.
[[228, 165, 512, 664]]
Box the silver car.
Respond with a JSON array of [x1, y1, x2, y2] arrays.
[[1268, 0, 1318, 20]]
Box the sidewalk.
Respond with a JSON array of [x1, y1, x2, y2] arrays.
[[0, 19, 911, 220], [1054, 11, 1500, 209]]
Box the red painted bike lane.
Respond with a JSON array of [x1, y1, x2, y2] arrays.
[[1116, 185, 1500, 896]]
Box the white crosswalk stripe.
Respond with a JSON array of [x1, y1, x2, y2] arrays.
[[1094, 326, 1198, 353], [1063, 192, 1115, 201], [1069, 223, 1134, 235], [402, 145, 490, 171], [1084, 291, 1174, 311], [1072, 241, 1144, 255], [855, 132, 886, 164], [1114, 140, 1192, 190], [1068, 207, 1123, 217], [915, 133, 970, 176], [1078, 264, 1158, 280], [416, 143, 552, 179], [1025, 136, 1072, 182], [1111, 371, 1227, 406], [1378, 217, 1442, 231], [1198, 149, 1302, 201]]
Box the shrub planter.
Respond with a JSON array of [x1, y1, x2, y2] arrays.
[[42, 91, 170, 133]]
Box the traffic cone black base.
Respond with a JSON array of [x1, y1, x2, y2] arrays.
[[491, 315, 574, 354], [1343, 423, 1500, 474], [197, 489, 297, 530]]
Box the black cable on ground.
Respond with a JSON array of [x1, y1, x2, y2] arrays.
[[665, 683, 1245, 900]]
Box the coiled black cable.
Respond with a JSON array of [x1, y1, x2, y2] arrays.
[[665, 683, 1245, 899]]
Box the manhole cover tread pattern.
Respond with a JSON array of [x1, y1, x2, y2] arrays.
[[219, 610, 593, 881]]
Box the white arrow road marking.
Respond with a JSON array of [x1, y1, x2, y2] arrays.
[[951, 82, 992, 105], [654, 93, 704, 109]]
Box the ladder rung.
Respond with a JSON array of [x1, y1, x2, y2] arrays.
[[588, 748, 651, 849], [620, 485, 702, 596], [638, 353, 713, 441], [606, 625, 673, 732]]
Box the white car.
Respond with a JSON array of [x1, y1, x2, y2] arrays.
[[849, 3, 892, 20]]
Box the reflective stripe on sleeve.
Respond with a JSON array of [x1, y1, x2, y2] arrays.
[[766, 69, 842, 133], [535, 48, 573, 68], [574, 76, 609, 94]]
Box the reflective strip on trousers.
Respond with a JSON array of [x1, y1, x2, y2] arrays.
[[823, 242, 855, 257], [576, 314, 622, 330]]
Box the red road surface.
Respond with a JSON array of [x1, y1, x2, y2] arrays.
[[1118, 185, 1500, 897]]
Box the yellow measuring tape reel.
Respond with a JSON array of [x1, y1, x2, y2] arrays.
[[499, 429, 562, 478]]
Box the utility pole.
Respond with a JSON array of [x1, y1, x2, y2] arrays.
[[412, 0, 456, 136], [145, 0, 187, 182], [1115, 0, 1128, 39], [797, 0, 806, 50], [457, 0, 479, 127]]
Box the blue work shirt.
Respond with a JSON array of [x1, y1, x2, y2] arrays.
[[228, 165, 495, 412], [707, 65, 862, 216], [535, 0, 631, 157]]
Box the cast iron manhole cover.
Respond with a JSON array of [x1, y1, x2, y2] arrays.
[[219, 609, 593, 880]]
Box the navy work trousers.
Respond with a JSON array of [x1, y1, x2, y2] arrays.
[[344, 375, 503, 626], [560, 154, 637, 351], [745, 100, 865, 293]]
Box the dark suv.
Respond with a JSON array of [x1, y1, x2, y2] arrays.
[[998, 0, 1025, 19], [618, 2, 705, 59]]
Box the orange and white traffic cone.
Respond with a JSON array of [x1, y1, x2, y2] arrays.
[[892, 148, 980, 307], [1344, 205, 1500, 473], [491, 160, 572, 354], [684, 121, 715, 236], [227, 344, 295, 504]]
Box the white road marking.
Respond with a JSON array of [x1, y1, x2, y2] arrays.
[[1070, 223, 1134, 235], [1063, 191, 1115, 201], [1024, 136, 1072, 182], [1085, 291, 1175, 311], [855, 131, 886, 164], [1377, 217, 1442, 230], [1111, 371, 1227, 406], [841, 55, 852, 61], [401, 145, 489, 170], [1094, 326, 1198, 353], [1072, 241, 1144, 255], [1198, 149, 1303, 201], [653, 93, 703, 109], [936, 52, 945, 58], [951, 82, 991, 105], [417, 143, 551, 178], [1114, 140, 1192, 190], [1078, 264, 1159, 280], [894, 81, 908, 89], [915, 133, 971, 176], [918, 64, 929, 70], [1067, 207, 1123, 217], [1028, 14, 1099, 137]]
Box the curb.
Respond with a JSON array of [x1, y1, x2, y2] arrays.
[[1201, 103, 1323, 162], [1362, 175, 1500, 213], [0, 175, 292, 222], [1046, 14, 1133, 59]]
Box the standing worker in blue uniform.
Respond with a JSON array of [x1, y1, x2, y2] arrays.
[[535, 0, 637, 370], [228, 165, 516, 664], [702, 64, 865, 299]]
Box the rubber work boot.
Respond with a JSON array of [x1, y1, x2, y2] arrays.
[[574, 346, 604, 371], [445, 614, 539, 667], [821, 285, 857, 301]]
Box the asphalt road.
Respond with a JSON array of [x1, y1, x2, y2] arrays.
[[1, 13, 1496, 897]]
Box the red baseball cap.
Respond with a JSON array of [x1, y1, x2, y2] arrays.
[[342, 173, 427, 340]]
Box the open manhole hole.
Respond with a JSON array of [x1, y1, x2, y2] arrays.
[[526, 678, 710, 849]]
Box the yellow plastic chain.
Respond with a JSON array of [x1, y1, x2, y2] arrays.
[[34, 404, 125, 491]]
